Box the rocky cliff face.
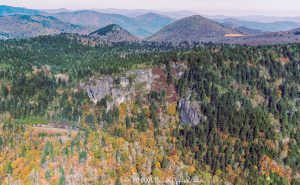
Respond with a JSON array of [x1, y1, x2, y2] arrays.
[[83, 63, 205, 126], [179, 98, 207, 126], [86, 76, 113, 104], [84, 69, 153, 109]]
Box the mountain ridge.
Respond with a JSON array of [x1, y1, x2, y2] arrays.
[[148, 15, 241, 42], [219, 18, 300, 32], [0, 5, 41, 16], [0, 14, 87, 39], [89, 24, 138, 42], [51, 10, 172, 37]]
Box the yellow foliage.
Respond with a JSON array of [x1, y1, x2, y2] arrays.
[[119, 103, 127, 121], [144, 106, 150, 118], [50, 176, 59, 185], [130, 102, 139, 115], [184, 165, 196, 175], [215, 169, 222, 176], [131, 167, 137, 173], [48, 163, 55, 171], [146, 138, 156, 148], [170, 155, 180, 162], [224, 33, 245, 37], [157, 155, 164, 162], [226, 165, 236, 183], [155, 161, 161, 168], [0, 166, 4, 178], [152, 168, 163, 178], [167, 103, 177, 116], [116, 137, 126, 146], [266, 140, 276, 150], [139, 133, 147, 146]]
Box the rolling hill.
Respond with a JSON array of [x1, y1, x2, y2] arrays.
[[89, 24, 138, 42], [148, 15, 242, 42], [219, 18, 300, 32], [134, 13, 175, 34], [0, 15, 87, 39], [52, 10, 150, 37], [0, 5, 41, 16], [0, 5, 299, 45], [235, 26, 263, 35], [51, 11, 173, 38], [147, 15, 300, 45]]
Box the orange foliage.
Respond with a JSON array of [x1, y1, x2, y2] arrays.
[[265, 140, 276, 150], [226, 165, 237, 183], [119, 103, 127, 121], [260, 155, 292, 182]]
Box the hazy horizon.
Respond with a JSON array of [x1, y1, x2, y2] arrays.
[[2, 0, 300, 17]]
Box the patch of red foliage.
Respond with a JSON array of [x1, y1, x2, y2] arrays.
[[152, 66, 178, 103], [278, 57, 290, 64], [6, 84, 11, 93]]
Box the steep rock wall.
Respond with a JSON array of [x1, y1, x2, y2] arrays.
[[84, 69, 154, 108]]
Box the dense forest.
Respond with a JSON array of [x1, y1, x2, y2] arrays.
[[0, 35, 299, 184]]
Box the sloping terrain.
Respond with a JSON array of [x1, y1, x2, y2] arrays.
[[0, 35, 299, 184], [147, 15, 300, 45], [148, 15, 241, 42], [52, 10, 136, 29], [134, 13, 175, 34], [52, 11, 150, 37], [0, 5, 41, 16], [222, 27, 300, 45], [219, 18, 300, 32], [89, 24, 138, 42], [0, 15, 87, 39], [52, 11, 173, 37], [234, 26, 263, 35]]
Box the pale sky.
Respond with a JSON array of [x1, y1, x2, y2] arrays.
[[2, 0, 300, 16]]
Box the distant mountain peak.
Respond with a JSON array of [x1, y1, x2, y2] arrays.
[[89, 24, 138, 42], [90, 24, 129, 36], [51, 9, 176, 38], [148, 15, 239, 42], [136, 12, 171, 18]]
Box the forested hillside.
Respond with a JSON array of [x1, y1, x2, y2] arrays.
[[0, 35, 299, 184], [0, 15, 87, 39]]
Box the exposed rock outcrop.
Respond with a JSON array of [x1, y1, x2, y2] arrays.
[[179, 99, 207, 126], [126, 69, 153, 90], [84, 69, 153, 108], [82, 63, 188, 113], [86, 76, 113, 104]]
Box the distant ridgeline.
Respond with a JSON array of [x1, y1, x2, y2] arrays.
[[0, 35, 299, 184], [0, 5, 300, 45]]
